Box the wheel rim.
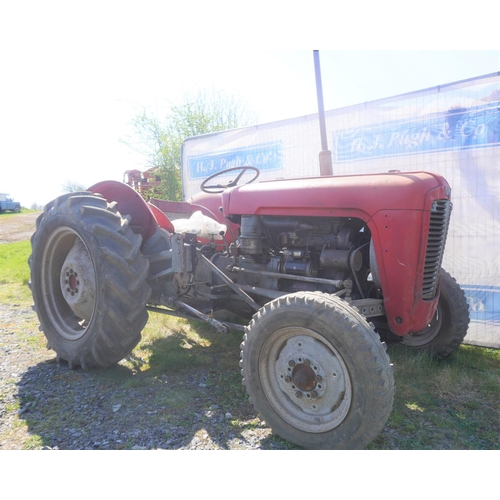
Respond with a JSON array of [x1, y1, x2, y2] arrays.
[[402, 305, 443, 347], [41, 226, 96, 341], [259, 327, 352, 433]]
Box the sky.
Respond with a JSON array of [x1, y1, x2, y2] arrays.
[[1, 2, 499, 208]]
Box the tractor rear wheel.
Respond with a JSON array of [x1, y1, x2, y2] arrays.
[[240, 292, 394, 449], [29, 193, 151, 369], [402, 269, 469, 358]]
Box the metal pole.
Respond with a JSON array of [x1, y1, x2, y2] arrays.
[[313, 50, 333, 176]]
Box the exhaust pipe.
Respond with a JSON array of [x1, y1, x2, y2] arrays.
[[313, 50, 333, 176]]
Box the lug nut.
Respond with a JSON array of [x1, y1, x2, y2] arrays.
[[315, 375, 322, 382], [288, 360, 295, 367], [295, 391, 302, 399], [310, 391, 318, 399], [284, 376, 291, 383], [303, 359, 310, 366]]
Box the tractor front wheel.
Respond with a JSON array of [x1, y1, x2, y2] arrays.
[[240, 292, 394, 449], [402, 269, 469, 358], [29, 193, 151, 368]]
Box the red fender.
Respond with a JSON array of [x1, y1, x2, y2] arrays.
[[147, 202, 175, 233], [87, 180, 173, 243]]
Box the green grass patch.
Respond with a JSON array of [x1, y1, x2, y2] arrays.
[[0, 241, 32, 303], [367, 344, 500, 449], [0, 208, 38, 217], [23, 434, 46, 450], [122, 312, 244, 378], [0, 240, 31, 284]]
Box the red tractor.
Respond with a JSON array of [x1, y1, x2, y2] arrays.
[[28, 166, 469, 449]]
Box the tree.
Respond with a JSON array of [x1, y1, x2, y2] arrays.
[[123, 89, 256, 201], [62, 180, 87, 193]]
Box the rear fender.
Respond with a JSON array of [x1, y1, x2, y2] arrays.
[[87, 180, 165, 244]]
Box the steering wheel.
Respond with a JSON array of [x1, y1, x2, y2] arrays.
[[200, 166, 260, 194]]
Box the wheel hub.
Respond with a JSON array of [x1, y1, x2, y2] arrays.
[[292, 362, 317, 392], [278, 349, 328, 408], [59, 238, 96, 321], [65, 269, 79, 295], [402, 305, 443, 347], [268, 331, 350, 428]]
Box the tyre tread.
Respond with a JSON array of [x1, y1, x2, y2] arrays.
[[241, 291, 394, 449], [29, 194, 151, 369]]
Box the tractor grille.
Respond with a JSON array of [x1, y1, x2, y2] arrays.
[[422, 200, 452, 299]]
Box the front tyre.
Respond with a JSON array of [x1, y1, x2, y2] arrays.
[[402, 269, 469, 358], [241, 292, 394, 449], [29, 193, 151, 369]]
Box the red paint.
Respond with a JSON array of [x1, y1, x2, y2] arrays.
[[87, 180, 158, 243], [217, 171, 450, 336]]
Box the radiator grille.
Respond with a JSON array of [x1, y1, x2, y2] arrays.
[[422, 200, 452, 299]]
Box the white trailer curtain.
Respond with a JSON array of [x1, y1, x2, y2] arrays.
[[182, 73, 500, 349]]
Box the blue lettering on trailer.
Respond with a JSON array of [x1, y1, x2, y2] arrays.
[[334, 102, 500, 162], [461, 285, 500, 324], [187, 141, 283, 180]]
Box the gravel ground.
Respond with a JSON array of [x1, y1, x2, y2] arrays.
[[0, 302, 294, 450], [0, 212, 40, 243]]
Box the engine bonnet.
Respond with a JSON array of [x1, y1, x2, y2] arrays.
[[221, 171, 450, 220]]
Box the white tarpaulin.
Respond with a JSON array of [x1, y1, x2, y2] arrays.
[[181, 72, 500, 349]]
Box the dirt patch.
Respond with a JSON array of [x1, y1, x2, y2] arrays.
[[0, 212, 41, 244]]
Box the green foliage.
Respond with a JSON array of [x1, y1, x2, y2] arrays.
[[123, 89, 256, 201]]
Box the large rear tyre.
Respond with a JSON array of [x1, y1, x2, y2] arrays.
[[402, 269, 469, 358], [29, 193, 151, 369], [240, 292, 394, 449]]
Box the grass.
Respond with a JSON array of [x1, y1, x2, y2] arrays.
[[1, 239, 499, 450], [121, 313, 243, 377], [367, 344, 500, 449], [0, 208, 38, 217], [0, 240, 32, 303], [119, 313, 249, 412], [0, 240, 31, 284]]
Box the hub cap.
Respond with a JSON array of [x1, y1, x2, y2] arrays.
[[260, 327, 352, 433], [59, 237, 96, 321]]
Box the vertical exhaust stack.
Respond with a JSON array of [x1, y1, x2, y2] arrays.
[[313, 50, 333, 176]]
